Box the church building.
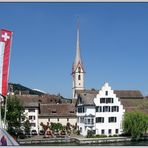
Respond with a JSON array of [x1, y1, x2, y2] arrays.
[[72, 23, 147, 136]]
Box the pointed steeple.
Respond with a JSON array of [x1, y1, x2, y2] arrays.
[[75, 20, 81, 65], [72, 19, 85, 98], [72, 19, 84, 73]]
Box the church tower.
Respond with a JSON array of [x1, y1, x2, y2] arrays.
[[72, 22, 85, 99]]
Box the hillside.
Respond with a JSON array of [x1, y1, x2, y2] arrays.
[[8, 83, 45, 96]]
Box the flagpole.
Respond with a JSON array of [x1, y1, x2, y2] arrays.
[[3, 31, 13, 130], [0, 96, 1, 128], [4, 96, 7, 129], [0, 94, 4, 128]]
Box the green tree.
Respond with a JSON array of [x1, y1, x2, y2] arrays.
[[50, 122, 63, 131], [1, 95, 24, 137], [23, 119, 31, 135], [123, 111, 148, 140]]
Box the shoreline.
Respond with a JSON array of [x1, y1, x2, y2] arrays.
[[18, 135, 148, 146]]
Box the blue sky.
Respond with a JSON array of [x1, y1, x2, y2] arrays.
[[0, 2, 148, 98]]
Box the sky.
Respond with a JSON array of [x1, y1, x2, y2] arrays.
[[0, 2, 148, 98]]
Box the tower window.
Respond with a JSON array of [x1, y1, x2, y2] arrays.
[[78, 75, 81, 80], [78, 67, 81, 73]]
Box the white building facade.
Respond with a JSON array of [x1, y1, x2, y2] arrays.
[[76, 82, 125, 136], [23, 103, 39, 134], [94, 82, 125, 136]]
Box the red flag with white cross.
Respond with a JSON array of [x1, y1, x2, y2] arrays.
[[0, 29, 13, 97]]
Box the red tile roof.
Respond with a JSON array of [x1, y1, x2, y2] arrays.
[[39, 104, 76, 117]]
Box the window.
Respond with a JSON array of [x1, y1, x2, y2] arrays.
[[105, 91, 108, 96], [111, 106, 119, 112], [80, 127, 82, 133], [100, 98, 113, 104], [101, 129, 105, 134], [52, 110, 56, 113], [96, 106, 102, 112], [70, 111, 74, 113], [28, 108, 35, 112], [115, 129, 118, 134], [21, 117, 25, 121], [29, 116, 35, 120], [78, 75, 81, 80], [84, 118, 94, 124], [100, 98, 105, 103], [106, 98, 113, 103], [108, 129, 112, 134], [30, 123, 36, 127], [80, 117, 84, 123], [103, 106, 110, 112], [108, 117, 117, 123], [77, 107, 84, 113], [96, 117, 104, 123]]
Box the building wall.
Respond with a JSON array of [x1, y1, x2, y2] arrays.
[[38, 117, 77, 130], [24, 107, 39, 133], [94, 83, 125, 136], [38, 118, 48, 131], [77, 106, 95, 136], [76, 83, 125, 137], [73, 66, 84, 98]]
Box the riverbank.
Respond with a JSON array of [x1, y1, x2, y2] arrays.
[[17, 134, 148, 146]]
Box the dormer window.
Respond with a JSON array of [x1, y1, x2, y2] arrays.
[[70, 111, 74, 113], [52, 110, 56, 113]]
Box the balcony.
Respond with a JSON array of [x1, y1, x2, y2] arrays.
[[84, 114, 95, 127], [84, 121, 94, 127]]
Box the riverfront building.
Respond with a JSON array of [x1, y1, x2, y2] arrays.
[[73, 24, 147, 136], [18, 95, 76, 133]]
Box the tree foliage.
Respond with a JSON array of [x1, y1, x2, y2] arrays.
[[123, 111, 148, 140], [1, 95, 24, 136], [23, 119, 31, 134], [50, 122, 63, 131]]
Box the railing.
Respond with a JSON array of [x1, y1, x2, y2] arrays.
[[84, 122, 94, 126]]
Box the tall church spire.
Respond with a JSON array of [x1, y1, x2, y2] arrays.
[[72, 19, 84, 74], [75, 20, 81, 65], [72, 19, 85, 99]]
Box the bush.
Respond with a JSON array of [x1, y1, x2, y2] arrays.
[[95, 134, 107, 138], [77, 130, 80, 135], [86, 130, 94, 138], [113, 134, 118, 137]]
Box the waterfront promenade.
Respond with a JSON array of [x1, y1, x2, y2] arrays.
[[17, 134, 134, 145]]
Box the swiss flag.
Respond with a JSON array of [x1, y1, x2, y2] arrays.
[[0, 29, 13, 97]]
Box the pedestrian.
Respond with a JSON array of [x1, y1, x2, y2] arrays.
[[1, 136, 7, 146]]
